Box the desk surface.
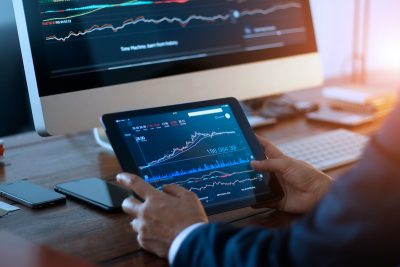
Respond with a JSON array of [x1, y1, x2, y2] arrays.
[[0, 88, 386, 267]]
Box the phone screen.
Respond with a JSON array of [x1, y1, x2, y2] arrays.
[[55, 178, 131, 210], [0, 180, 66, 207]]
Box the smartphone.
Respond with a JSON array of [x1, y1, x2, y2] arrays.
[[0, 180, 66, 208], [54, 178, 131, 211]]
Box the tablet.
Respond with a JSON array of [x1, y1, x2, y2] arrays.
[[102, 98, 283, 214]]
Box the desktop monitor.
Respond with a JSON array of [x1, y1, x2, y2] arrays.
[[0, 1, 32, 136], [13, 0, 323, 136]]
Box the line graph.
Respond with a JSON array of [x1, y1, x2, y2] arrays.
[[45, 13, 231, 41], [177, 169, 256, 186], [140, 131, 237, 169], [44, 3, 303, 42], [155, 169, 260, 191], [188, 177, 259, 192], [146, 158, 250, 182], [41, 0, 190, 22]]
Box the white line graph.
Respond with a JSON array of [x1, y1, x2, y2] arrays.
[[175, 169, 255, 186], [155, 169, 259, 191], [45, 3, 303, 42], [188, 176, 260, 192], [139, 131, 236, 169]]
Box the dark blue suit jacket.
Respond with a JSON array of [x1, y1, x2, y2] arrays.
[[173, 103, 400, 267]]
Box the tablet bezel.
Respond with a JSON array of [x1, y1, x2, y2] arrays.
[[102, 97, 283, 214]]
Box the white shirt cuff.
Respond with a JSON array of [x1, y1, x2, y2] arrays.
[[168, 222, 205, 265]]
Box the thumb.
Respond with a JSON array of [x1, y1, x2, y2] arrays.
[[163, 184, 189, 198], [251, 158, 291, 173]]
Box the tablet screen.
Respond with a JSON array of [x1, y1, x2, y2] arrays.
[[114, 104, 271, 209]]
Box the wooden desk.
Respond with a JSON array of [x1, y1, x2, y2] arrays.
[[0, 88, 386, 267]]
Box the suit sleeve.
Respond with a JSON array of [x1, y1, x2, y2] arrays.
[[173, 103, 400, 267]]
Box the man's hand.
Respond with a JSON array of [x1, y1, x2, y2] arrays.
[[252, 136, 334, 214], [116, 173, 208, 258]]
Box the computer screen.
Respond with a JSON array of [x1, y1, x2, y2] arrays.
[[14, 0, 321, 135], [24, 0, 316, 96]]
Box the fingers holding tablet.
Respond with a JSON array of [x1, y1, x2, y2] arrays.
[[103, 98, 283, 214]]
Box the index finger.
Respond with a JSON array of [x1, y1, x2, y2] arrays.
[[256, 135, 284, 158], [122, 196, 142, 217], [116, 173, 158, 199]]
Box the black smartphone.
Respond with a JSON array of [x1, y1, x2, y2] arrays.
[[54, 178, 131, 211], [0, 180, 66, 209]]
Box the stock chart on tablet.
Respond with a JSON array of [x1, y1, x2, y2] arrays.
[[38, 0, 307, 77], [115, 104, 270, 207]]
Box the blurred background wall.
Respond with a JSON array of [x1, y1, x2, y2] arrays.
[[311, 0, 355, 78], [311, 0, 400, 77]]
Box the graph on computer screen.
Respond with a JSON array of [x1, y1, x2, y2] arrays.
[[37, 0, 307, 76]]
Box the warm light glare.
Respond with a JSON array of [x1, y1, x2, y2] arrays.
[[379, 38, 400, 69], [367, 1, 400, 71]]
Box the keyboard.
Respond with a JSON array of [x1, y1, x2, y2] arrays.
[[277, 129, 370, 171]]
